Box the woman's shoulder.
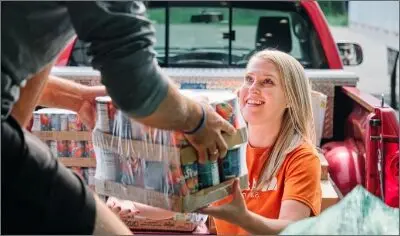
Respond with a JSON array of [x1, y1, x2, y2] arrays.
[[284, 142, 320, 167]]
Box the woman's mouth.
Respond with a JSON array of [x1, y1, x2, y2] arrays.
[[246, 99, 265, 107]]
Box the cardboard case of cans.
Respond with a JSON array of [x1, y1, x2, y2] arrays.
[[31, 108, 96, 189], [93, 90, 249, 213]]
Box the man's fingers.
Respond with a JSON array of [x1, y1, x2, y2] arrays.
[[219, 118, 236, 136], [208, 144, 219, 162], [197, 148, 207, 164], [216, 132, 228, 158]]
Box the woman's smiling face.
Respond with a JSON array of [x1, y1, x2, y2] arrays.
[[239, 57, 288, 125]]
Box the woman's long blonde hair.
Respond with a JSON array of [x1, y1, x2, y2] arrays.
[[248, 50, 317, 190]]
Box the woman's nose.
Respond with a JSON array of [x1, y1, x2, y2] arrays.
[[248, 82, 261, 94]]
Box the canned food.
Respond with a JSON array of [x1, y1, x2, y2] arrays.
[[120, 157, 145, 187], [57, 140, 70, 157], [181, 162, 199, 194], [31, 113, 46, 131], [70, 140, 86, 158], [167, 160, 188, 196], [96, 96, 112, 133], [144, 161, 168, 192], [85, 141, 96, 159], [98, 149, 120, 181], [219, 146, 241, 181], [210, 92, 239, 128], [180, 90, 239, 128], [68, 113, 83, 131], [50, 113, 61, 131], [198, 160, 220, 189], [39, 113, 52, 131], [60, 114, 69, 131]]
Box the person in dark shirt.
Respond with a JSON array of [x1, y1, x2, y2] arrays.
[[1, 1, 236, 234]]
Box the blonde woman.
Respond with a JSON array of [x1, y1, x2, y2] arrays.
[[200, 49, 322, 235], [109, 50, 322, 235]]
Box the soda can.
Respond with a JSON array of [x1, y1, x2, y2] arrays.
[[198, 160, 220, 189], [70, 140, 86, 158], [219, 145, 242, 181], [57, 140, 70, 157], [48, 140, 58, 157], [95, 96, 112, 133], [144, 161, 168, 193], [68, 113, 83, 131], [181, 162, 199, 194]]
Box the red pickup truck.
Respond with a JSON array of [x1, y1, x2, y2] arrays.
[[53, 1, 399, 209]]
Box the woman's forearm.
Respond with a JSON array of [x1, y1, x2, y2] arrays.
[[39, 75, 106, 112], [240, 211, 293, 235]]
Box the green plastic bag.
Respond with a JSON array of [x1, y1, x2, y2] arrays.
[[280, 185, 399, 235]]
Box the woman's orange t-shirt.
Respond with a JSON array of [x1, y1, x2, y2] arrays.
[[213, 143, 322, 235]]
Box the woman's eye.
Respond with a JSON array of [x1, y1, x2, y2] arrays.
[[263, 79, 274, 85], [245, 76, 253, 83]]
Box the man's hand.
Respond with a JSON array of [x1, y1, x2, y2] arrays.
[[184, 103, 236, 163], [78, 86, 107, 130], [37, 76, 107, 130]]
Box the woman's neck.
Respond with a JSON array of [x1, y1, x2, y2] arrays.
[[248, 121, 281, 148]]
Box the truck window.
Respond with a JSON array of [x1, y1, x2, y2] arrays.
[[147, 3, 325, 68], [67, 2, 327, 69]]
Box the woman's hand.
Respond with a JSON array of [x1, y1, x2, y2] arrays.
[[199, 179, 250, 225], [106, 197, 140, 218]]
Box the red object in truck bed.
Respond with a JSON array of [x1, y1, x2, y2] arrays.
[[323, 87, 399, 208]]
